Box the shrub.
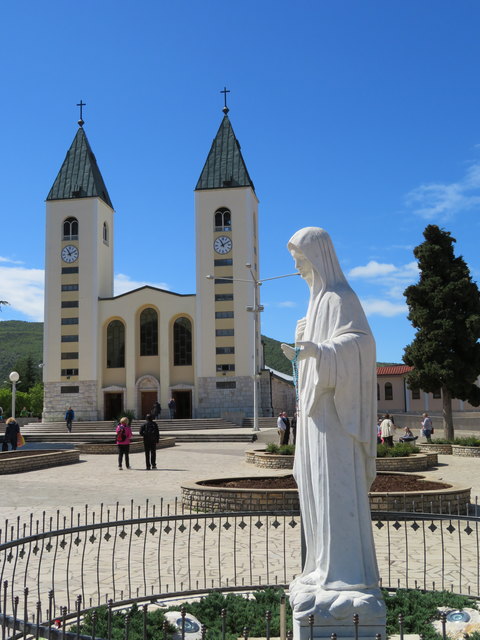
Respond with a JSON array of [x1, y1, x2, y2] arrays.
[[430, 438, 454, 445], [453, 436, 480, 447], [278, 444, 295, 455], [266, 442, 279, 453], [377, 443, 420, 458]]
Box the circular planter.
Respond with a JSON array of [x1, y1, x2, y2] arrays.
[[254, 451, 294, 469], [375, 453, 437, 472], [417, 443, 453, 455], [245, 450, 256, 464], [182, 472, 471, 514], [182, 474, 299, 512], [76, 437, 175, 455], [451, 445, 480, 458], [0, 449, 80, 474], [369, 471, 471, 514]]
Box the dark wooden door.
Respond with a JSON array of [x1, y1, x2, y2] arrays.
[[141, 391, 158, 419], [104, 393, 123, 421], [172, 391, 192, 419]]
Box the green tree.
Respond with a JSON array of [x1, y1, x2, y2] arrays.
[[403, 225, 480, 439], [13, 354, 41, 391]]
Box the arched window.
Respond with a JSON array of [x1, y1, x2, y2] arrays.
[[103, 222, 109, 244], [140, 308, 158, 356], [63, 217, 78, 240], [174, 317, 192, 365], [107, 320, 125, 368], [214, 208, 231, 231], [385, 382, 393, 401]]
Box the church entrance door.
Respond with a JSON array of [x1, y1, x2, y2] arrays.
[[172, 390, 192, 419], [104, 393, 123, 421], [141, 391, 157, 420]]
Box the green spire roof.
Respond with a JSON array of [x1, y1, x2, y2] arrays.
[[47, 127, 113, 208], [196, 115, 255, 191]]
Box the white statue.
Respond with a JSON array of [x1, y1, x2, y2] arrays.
[[281, 227, 385, 638]]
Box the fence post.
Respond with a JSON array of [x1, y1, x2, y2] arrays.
[[280, 594, 286, 640], [265, 610, 272, 640], [107, 599, 113, 640]]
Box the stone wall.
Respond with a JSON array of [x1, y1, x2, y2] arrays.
[[452, 445, 480, 458], [369, 486, 471, 514], [43, 380, 98, 422], [76, 437, 175, 454], [182, 482, 299, 512], [196, 372, 272, 419], [418, 443, 453, 455], [376, 454, 429, 472], [0, 450, 80, 474]]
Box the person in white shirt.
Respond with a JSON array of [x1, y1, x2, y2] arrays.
[[380, 413, 395, 447]]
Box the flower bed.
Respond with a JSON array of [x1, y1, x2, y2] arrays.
[[245, 449, 294, 469], [451, 444, 480, 458], [376, 453, 431, 472], [417, 443, 453, 455], [0, 449, 80, 474], [76, 436, 175, 454]]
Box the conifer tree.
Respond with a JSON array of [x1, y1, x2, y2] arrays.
[[403, 225, 480, 440]]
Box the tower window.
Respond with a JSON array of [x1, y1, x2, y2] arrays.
[[61, 317, 79, 325], [61, 386, 79, 393], [216, 364, 235, 372], [215, 294, 234, 301], [61, 301, 79, 308], [216, 346, 235, 354], [63, 217, 78, 240], [214, 259, 233, 267], [62, 284, 79, 291], [61, 368, 78, 376], [173, 317, 192, 366], [61, 352, 78, 359], [103, 222, 109, 245], [62, 267, 78, 274], [216, 381, 236, 389], [216, 329, 234, 336], [107, 320, 125, 368], [214, 208, 231, 231], [61, 335, 78, 342], [140, 308, 158, 356], [215, 311, 234, 319]]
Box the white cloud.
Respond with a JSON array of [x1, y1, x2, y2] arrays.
[[348, 261, 397, 278], [360, 298, 408, 317], [114, 274, 170, 295], [406, 162, 480, 220], [0, 266, 44, 321], [0, 256, 23, 265], [277, 301, 296, 308]]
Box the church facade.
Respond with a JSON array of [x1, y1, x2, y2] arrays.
[[42, 108, 273, 422]]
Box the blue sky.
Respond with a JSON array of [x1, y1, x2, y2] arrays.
[[1, 0, 480, 363]]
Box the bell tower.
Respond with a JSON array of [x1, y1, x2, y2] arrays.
[[195, 98, 265, 419], [43, 107, 114, 421]]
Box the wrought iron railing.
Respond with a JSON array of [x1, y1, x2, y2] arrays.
[[1, 499, 480, 636]]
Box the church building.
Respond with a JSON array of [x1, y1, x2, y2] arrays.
[[42, 104, 273, 422]]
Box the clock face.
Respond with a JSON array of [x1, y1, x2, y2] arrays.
[[214, 236, 232, 255], [61, 245, 79, 263]]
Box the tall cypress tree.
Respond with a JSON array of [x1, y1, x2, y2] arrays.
[[403, 225, 480, 439]]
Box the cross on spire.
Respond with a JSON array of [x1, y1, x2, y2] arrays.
[[220, 87, 230, 114], [77, 100, 86, 127]]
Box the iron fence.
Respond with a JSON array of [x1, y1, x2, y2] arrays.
[[1, 499, 480, 629]]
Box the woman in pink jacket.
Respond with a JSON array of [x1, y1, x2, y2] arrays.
[[116, 417, 133, 469]]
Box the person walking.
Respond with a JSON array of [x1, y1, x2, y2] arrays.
[[277, 412, 286, 445], [291, 411, 297, 445], [116, 417, 133, 470], [140, 414, 160, 470], [421, 412, 433, 443], [65, 407, 74, 432], [3, 417, 20, 451], [282, 412, 291, 445], [168, 397, 176, 419], [380, 413, 395, 447], [152, 401, 161, 419]]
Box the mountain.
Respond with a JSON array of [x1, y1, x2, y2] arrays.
[[0, 321, 43, 383]]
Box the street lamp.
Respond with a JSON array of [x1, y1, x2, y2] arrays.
[[9, 371, 20, 420], [206, 267, 299, 432]]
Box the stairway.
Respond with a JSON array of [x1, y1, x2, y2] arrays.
[[19, 418, 257, 444]]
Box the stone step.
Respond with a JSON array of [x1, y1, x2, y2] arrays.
[[20, 418, 241, 434], [22, 432, 256, 444]]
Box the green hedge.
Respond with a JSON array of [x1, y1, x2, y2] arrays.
[[377, 443, 420, 458]]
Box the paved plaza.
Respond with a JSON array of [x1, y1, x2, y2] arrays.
[[1, 429, 480, 610]]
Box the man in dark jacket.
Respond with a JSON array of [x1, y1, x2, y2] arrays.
[[4, 418, 20, 450], [140, 414, 160, 470]]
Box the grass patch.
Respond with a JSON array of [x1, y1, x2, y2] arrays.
[[74, 589, 480, 640], [377, 443, 420, 458], [265, 443, 295, 455]]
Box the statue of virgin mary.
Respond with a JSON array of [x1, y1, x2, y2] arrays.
[[281, 227, 385, 634]]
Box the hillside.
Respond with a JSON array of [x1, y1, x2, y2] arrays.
[[0, 321, 43, 382], [0, 321, 397, 384]]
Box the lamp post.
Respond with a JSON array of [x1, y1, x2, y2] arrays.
[[206, 268, 299, 432], [9, 371, 20, 420]]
